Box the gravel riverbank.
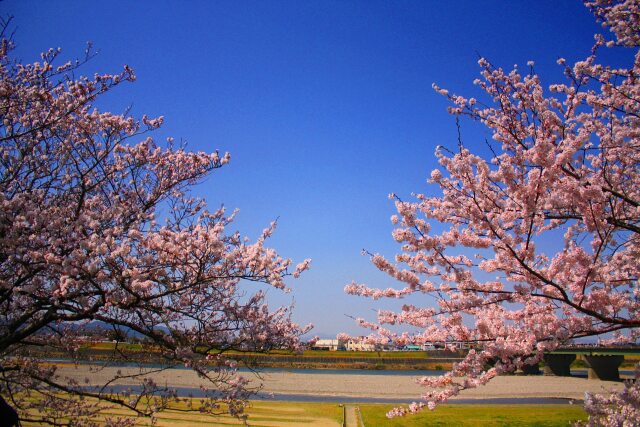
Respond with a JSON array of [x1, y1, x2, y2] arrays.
[[53, 364, 625, 401]]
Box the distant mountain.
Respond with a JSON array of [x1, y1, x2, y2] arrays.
[[47, 320, 169, 339]]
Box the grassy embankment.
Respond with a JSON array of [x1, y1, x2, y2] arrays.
[[81, 343, 455, 370], [88, 343, 433, 358], [81, 343, 640, 370], [18, 398, 588, 426], [359, 404, 588, 427]]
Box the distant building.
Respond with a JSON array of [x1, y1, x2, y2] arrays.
[[311, 339, 345, 351], [346, 338, 376, 352], [422, 341, 473, 350], [403, 345, 422, 351]]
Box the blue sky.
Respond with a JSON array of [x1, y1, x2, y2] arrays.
[[2, 0, 617, 337]]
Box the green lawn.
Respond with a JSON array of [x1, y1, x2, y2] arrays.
[[359, 404, 588, 427], [18, 397, 591, 426]]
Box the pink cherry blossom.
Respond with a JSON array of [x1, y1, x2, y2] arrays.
[[0, 25, 311, 424], [345, 1, 640, 422]]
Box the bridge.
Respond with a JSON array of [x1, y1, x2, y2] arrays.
[[540, 347, 639, 381]]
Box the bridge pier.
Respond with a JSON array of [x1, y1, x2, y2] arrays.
[[543, 354, 575, 376], [583, 355, 624, 381], [519, 363, 541, 375]]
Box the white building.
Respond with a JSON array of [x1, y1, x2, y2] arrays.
[[311, 339, 345, 351], [346, 338, 376, 352]]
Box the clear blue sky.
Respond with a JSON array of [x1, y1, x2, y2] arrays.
[[2, 1, 614, 337]]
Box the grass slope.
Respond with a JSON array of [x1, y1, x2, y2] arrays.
[[359, 404, 588, 427]]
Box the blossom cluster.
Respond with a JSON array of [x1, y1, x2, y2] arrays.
[[343, 1, 640, 421], [0, 33, 311, 423]]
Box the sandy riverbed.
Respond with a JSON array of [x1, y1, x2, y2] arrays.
[[52, 364, 625, 401]]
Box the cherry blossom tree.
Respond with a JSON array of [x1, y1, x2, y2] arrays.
[[344, 0, 639, 422], [0, 20, 310, 425]]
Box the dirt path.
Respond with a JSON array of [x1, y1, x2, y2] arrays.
[[344, 405, 358, 427]]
